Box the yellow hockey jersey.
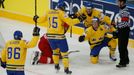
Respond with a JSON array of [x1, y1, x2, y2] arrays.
[[76, 6, 111, 28], [38, 9, 80, 36], [1, 36, 39, 71], [85, 25, 115, 49]]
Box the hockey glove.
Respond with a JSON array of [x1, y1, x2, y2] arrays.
[[33, 26, 40, 36], [79, 35, 85, 42], [111, 21, 116, 27], [1, 61, 6, 68], [33, 15, 39, 23], [112, 31, 118, 39], [78, 14, 86, 22]]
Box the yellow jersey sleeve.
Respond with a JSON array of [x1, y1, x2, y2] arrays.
[[95, 11, 111, 26], [102, 16, 111, 25], [76, 6, 87, 16], [109, 26, 116, 32], [105, 33, 113, 38], [60, 10, 80, 26], [37, 16, 47, 23], [37, 10, 48, 23], [26, 36, 39, 48], [94, 9, 102, 18]]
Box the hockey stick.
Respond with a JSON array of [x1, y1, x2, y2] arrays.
[[70, 26, 73, 37], [68, 50, 80, 55], [0, 57, 1, 65], [70, 0, 73, 38], [26, 69, 45, 75], [34, 0, 37, 27], [109, 55, 117, 61], [0, 0, 4, 8]]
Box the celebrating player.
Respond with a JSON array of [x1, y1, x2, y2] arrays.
[[79, 17, 117, 64], [71, 1, 111, 29], [1, 27, 40, 75], [36, 34, 54, 64], [33, 0, 85, 74], [32, 22, 69, 65]]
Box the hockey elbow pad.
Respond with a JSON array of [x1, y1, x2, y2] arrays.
[[79, 35, 85, 42]]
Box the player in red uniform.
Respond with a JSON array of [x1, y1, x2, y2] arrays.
[[32, 23, 69, 65], [38, 22, 69, 64], [38, 34, 54, 64]]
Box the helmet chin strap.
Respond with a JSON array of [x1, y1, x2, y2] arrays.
[[14, 36, 22, 40], [14, 38, 21, 40]]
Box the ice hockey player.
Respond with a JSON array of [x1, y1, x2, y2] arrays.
[[79, 17, 117, 64], [1, 27, 40, 75], [32, 22, 69, 65], [37, 34, 54, 64], [33, 0, 86, 74], [70, 1, 111, 29]]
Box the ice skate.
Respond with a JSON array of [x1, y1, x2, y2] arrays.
[[55, 64, 60, 73], [64, 67, 72, 74], [32, 51, 40, 65]]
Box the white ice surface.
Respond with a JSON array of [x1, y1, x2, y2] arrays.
[[0, 17, 134, 75]]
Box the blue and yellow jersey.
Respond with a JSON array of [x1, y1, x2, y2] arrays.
[[85, 25, 115, 49], [1, 36, 39, 71], [100, 15, 111, 26], [76, 6, 111, 28], [38, 9, 80, 37]]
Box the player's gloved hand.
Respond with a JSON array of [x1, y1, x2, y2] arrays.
[[78, 14, 86, 22], [33, 15, 39, 22], [111, 21, 116, 26], [68, 14, 77, 19], [33, 26, 40, 36], [79, 35, 85, 42], [112, 31, 118, 39], [1, 61, 6, 68]]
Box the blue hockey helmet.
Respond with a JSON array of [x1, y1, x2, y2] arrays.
[[83, 1, 93, 9], [57, 0, 66, 11], [14, 30, 23, 40]]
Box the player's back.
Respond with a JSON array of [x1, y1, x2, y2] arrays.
[[5, 40, 27, 70], [46, 9, 65, 35]]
